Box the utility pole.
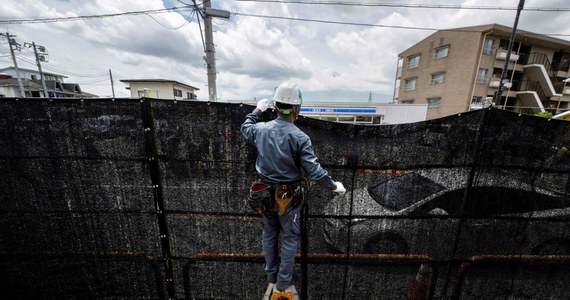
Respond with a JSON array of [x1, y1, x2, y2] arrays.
[[198, 2, 230, 102], [494, 0, 525, 107], [109, 69, 115, 98], [203, 0, 217, 102], [3, 32, 26, 97], [30, 42, 49, 98]]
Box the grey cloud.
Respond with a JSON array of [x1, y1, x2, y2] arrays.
[[91, 28, 203, 68], [218, 55, 311, 80]]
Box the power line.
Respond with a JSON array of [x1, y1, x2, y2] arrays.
[[232, 12, 570, 37], [0, 6, 193, 25], [234, 12, 439, 31], [1, 2, 568, 37], [15, 56, 109, 78], [235, 0, 570, 12], [76, 77, 110, 85], [144, 6, 197, 30]]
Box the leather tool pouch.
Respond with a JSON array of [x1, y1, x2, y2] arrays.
[[292, 183, 304, 208], [275, 183, 305, 215], [275, 185, 293, 215], [249, 182, 272, 213]]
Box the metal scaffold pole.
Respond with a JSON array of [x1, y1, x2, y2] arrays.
[[494, 0, 526, 107]]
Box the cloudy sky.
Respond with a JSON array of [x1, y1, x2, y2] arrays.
[[1, 0, 569, 103]]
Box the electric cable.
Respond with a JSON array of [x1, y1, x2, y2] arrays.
[[143, 6, 197, 30], [75, 77, 110, 85], [235, 0, 570, 12], [0, 6, 193, 25], [15, 56, 109, 78], [1, 2, 569, 37], [232, 12, 570, 37]]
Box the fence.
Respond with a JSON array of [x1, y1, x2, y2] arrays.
[[1, 98, 569, 299]]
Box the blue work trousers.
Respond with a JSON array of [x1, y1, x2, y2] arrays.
[[261, 202, 302, 291]]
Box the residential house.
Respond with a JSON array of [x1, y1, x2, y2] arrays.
[[0, 66, 97, 98], [396, 24, 570, 120], [120, 79, 199, 100]]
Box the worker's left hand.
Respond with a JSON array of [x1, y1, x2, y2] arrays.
[[256, 98, 270, 112], [332, 182, 346, 194]]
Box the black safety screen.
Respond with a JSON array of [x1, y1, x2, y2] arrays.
[[1, 98, 569, 299]]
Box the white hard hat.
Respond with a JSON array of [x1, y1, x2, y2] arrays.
[[272, 81, 303, 106]]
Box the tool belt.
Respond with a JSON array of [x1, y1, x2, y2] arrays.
[[249, 181, 305, 214]]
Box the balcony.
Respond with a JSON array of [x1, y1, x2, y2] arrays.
[[496, 50, 520, 62], [489, 79, 512, 89]]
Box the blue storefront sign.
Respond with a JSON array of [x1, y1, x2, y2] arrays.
[[300, 107, 377, 114]]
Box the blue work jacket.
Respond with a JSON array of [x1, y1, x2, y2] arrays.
[[241, 109, 335, 190]]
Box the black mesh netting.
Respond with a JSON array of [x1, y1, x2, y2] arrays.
[[1, 98, 569, 299]]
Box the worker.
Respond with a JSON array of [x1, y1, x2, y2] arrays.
[[241, 81, 346, 299]]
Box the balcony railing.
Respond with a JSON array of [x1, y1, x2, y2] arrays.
[[495, 50, 520, 61], [489, 79, 512, 88]]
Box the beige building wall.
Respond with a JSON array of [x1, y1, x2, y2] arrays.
[[398, 30, 484, 119], [397, 24, 570, 120], [0, 86, 18, 97], [124, 81, 198, 100]]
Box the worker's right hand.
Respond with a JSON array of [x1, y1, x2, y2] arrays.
[[332, 181, 346, 194], [256, 98, 269, 112]]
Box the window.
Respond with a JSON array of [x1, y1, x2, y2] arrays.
[[435, 46, 449, 59], [322, 116, 337, 122], [427, 97, 441, 108], [431, 72, 445, 85], [471, 96, 482, 104], [483, 38, 495, 55], [404, 77, 417, 91], [31, 75, 37, 80], [173, 88, 182, 97], [477, 68, 488, 84], [338, 116, 356, 123], [355, 116, 373, 123], [187, 92, 195, 99], [408, 54, 420, 69], [400, 99, 414, 104]]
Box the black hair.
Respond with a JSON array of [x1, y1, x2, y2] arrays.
[[275, 102, 297, 115], [275, 102, 294, 111]]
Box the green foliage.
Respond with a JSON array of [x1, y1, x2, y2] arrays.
[[535, 111, 553, 118]]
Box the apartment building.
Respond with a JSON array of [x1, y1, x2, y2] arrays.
[[396, 24, 570, 120]]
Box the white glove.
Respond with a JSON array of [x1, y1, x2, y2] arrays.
[[256, 98, 269, 112], [332, 181, 346, 194]]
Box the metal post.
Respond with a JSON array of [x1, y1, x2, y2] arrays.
[[494, 0, 525, 107], [203, 1, 217, 102], [6, 33, 26, 97], [109, 69, 115, 98], [32, 42, 49, 98]]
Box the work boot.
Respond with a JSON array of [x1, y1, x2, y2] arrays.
[[286, 285, 299, 300], [271, 285, 298, 300], [263, 282, 275, 300]]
